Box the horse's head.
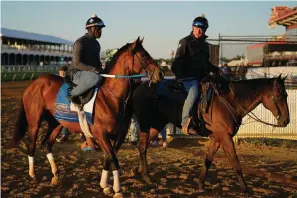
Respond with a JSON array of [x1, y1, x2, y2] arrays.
[[127, 37, 164, 83], [262, 75, 290, 127]]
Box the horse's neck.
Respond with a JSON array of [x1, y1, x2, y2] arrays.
[[233, 82, 263, 117], [102, 61, 130, 105]]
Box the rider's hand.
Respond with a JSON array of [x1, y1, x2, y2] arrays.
[[94, 69, 100, 74]]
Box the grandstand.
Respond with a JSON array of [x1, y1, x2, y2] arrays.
[[1, 27, 73, 66], [246, 6, 297, 66]]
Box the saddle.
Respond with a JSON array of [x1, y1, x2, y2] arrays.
[[64, 75, 96, 109]]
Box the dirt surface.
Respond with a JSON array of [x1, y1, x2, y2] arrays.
[[1, 81, 297, 198]]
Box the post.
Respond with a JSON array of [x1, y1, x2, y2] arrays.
[[30, 73, 35, 80], [22, 73, 26, 80], [12, 73, 17, 81], [219, 33, 222, 65]]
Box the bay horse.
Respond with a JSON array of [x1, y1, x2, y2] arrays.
[[11, 37, 163, 197], [132, 75, 290, 193]]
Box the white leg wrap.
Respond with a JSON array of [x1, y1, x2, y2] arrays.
[[47, 153, 58, 175], [113, 170, 121, 193], [77, 110, 93, 138], [100, 169, 109, 188], [28, 156, 35, 178]]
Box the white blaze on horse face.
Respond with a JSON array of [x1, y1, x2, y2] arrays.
[[47, 153, 58, 175], [100, 169, 109, 188], [28, 156, 35, 178], [112, 170, 121, 193]]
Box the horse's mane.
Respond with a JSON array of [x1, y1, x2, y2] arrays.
[[105, 42, 132, 74], [231, 78, 276, 99]]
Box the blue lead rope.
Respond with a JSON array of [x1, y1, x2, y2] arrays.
[[100, 73, 147, 78]]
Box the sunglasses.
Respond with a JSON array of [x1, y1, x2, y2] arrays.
[[192, 21, 208, 29]]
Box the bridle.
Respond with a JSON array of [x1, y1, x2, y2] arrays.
[[102, 49, 158, 115], [134, 52, 157, 86], [226, 82, 286, 128], [271, 83, 287, 122]]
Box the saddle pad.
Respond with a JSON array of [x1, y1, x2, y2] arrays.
[[54, 83, 98, 125]]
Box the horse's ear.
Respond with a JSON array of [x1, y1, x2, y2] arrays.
[[282, 74, 288, 81], [140, 37, 144, 44], [274, 74, 282, 86], [131, 37, 140, 53]]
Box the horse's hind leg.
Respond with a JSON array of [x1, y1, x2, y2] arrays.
[[197, 135, 220, 192], [221, 135, 247, 193], [26, 111, 44, 180], [27, 125, 40, 180], [45, 123, 63, 185]]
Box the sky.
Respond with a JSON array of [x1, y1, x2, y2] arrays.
[[1, 1, 296, 59]]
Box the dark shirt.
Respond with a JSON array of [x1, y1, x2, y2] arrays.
[[171, 32, 220, 80], [70, 33, 103, 74]]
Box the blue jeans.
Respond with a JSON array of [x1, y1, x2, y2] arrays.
[[71, 71, 103, 97], [181, 80, 199, 126]]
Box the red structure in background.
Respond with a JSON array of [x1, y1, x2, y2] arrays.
[[246, 6, 297, 66], [269, 6, 297, 29]]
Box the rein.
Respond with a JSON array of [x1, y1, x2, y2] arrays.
[[228, 83, 282, 128]]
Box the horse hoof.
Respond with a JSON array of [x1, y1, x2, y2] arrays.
[[51, 176, 59, 185], [103, 185, 112, 195], [113, 192, 124, 198]]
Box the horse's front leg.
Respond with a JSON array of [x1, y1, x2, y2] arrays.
[[197, 135, 220, 192], [99, 133, 126, 196], [135, 129, 153, 184], [221, 135, 248, 193], [96, 131, 123, 198]]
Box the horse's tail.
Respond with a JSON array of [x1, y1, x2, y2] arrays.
[[11, 100, 28, 147]]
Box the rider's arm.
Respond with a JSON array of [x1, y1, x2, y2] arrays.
[[171, 39, 187, 80], [72, 40, 97, 72], [205, 44, 221, 75]]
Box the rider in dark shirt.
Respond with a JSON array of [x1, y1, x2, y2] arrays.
[[68, 14, 105, 101], [171, 14, 220, 135]]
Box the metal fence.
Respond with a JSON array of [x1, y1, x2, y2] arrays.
[[207, 35, 297, 66], [1, 65, 59, 82]]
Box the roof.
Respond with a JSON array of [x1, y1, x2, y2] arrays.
[[0, 27, 73, 45], [269, 6, 297, 28]]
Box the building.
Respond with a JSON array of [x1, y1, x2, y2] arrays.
[[246, 6, 297, 66], [1, 27, 73, 66]]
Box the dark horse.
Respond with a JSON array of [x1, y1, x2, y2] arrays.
[[132, 75, 290, 193], [11, 37, 163, 197]]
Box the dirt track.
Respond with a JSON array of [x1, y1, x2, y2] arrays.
[[1, 81, 297, 198]]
